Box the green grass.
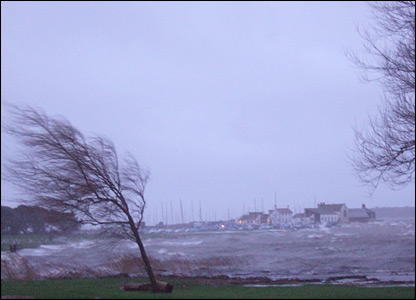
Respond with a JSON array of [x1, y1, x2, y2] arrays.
[[1, 277, 414, 299]]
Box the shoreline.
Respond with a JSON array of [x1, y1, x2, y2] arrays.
[[156, 274, 416, 287], [6, 272, 410, 287]]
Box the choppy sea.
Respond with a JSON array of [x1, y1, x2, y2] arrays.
[[2, 218, 414, 285]]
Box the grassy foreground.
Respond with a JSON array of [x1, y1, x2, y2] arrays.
[[1, 277, 415, 299]]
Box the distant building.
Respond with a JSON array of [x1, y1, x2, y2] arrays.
[[304, 208, 339, 224], [303, 203, 349, 224], [348, 204, 376, 222], [238, 212, 269, 225], [319, 211, 339, 223], [361, 204, 376, 219], [269, 207, 293, 226], [317, 203, 348, 223], [192, 221, 204, 228], [292, 213, 313, 224]]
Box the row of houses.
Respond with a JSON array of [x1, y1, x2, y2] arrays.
[[237, 203, 376, 227]]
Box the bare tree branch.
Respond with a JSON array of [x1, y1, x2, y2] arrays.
[[347, 1, 415, 190]]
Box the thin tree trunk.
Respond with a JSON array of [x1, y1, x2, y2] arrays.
[[129, 222, 160, 293]]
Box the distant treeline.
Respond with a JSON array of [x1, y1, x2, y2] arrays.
[[1, 205, 80, 235], [371, 207, 415, 219]]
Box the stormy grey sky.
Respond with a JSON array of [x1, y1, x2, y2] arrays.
[[1, 1, 414, 225]]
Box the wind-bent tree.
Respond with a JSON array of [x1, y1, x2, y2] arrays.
[[348, 1, 415, 189], [3, 104, 166, 293]]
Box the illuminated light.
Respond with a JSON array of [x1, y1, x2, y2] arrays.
[[221, 224, 225, 228]]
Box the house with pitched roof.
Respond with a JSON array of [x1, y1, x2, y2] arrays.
[[238, 212, 269, 226], [269, 207, 293, 226], [304, 207, 339, 224], [317, 202, 348, 223], [348, 204, 376, 222], [304, 202, 348, 224]]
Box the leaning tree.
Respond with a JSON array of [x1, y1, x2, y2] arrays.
[[2, 103, 167, 293]]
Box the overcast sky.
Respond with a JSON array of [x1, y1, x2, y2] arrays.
[[1, 1, 414, 225]]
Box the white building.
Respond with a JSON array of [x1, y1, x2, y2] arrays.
[[305, 202, 347, 224], [269, 207, 293, 226], [317, 203, 348, 223], [319, 212, 339, 223], [292, 213, 313, 225]]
